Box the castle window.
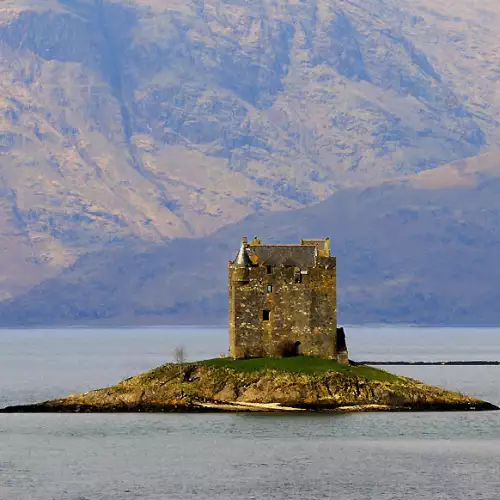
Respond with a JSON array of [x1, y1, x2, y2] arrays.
[[266, 266, 272, 274], [263, 310, 270, 321], [267, 284, 273, 293]]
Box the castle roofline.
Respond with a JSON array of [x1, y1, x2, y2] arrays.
[[248, 244, 316, 247], [248, 237, 331, 258], [247, 245, 317, 267], [230, 237, 333, 267]]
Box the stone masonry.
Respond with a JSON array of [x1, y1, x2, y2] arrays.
[[228, 237, 348, 362]]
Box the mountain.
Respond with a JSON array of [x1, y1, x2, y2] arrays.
[[1, 0, 500, 324], [1, 152, 500, 326]]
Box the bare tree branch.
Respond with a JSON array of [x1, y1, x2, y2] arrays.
[[173, 346, 187, 365]]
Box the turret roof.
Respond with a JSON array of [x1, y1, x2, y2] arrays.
[[234, 242, 252, 266]]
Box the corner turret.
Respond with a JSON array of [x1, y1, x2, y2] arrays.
[[234, 237, 252, 267]]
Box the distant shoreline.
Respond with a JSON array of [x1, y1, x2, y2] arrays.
[[2, 323, 500, 330], [354, 361, 500, 366]]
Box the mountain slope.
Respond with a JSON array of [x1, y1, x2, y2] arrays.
[[2, 0, 500, 304], [2, 152, 500, 326]]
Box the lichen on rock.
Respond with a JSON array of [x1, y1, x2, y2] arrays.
[[1, 357, 498, 413]]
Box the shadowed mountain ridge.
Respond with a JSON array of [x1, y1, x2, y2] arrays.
[[2, 153, 500, 326], [2, 0, 500, 305]]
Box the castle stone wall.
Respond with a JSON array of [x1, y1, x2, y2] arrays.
[[228, 255, 338, 359]]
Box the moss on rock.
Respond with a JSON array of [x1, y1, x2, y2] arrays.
[[1, 358, 498, 413]]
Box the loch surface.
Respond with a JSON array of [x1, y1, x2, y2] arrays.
[[1, 326, 500, 499]]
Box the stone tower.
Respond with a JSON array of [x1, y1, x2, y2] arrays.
[[228, 237, 347, 362]]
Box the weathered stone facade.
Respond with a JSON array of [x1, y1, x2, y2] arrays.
[[228, 237, 348, 362]]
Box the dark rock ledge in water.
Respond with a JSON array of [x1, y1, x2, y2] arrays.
[[1, 358, 498, 413]]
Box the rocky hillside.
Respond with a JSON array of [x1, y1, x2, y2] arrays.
[[1, 0, 500, 323], [2, 153, 500, 326]]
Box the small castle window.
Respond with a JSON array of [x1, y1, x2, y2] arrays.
[[267, 284, 273, 293], [263, 310, 270, 321], [266, 266, 272, 274]]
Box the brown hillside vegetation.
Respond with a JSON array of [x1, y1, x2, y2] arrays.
[[1, 153, 500, 325], [1, 0, 500, 323]]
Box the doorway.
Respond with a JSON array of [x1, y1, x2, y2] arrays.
[[294, 341, 301, 356]]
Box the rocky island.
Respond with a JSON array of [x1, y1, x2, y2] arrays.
[[2, 357, 497, 413], [3, 238, 496, 414]]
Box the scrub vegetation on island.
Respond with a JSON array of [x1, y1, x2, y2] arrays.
[[2, 357, 497, 413]]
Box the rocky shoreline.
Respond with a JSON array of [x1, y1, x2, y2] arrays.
[[2, 401, 497, 413], [1, 358, 498, 413]]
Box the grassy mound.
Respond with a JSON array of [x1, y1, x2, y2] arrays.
[[198, 356, 400, 381]]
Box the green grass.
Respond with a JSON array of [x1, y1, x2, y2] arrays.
[[198, 356, 401, 382]]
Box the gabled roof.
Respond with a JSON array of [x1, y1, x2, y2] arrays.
[[247, 245, 317, 267]]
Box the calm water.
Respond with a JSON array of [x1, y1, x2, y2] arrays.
[[1, 326, 500, 499]]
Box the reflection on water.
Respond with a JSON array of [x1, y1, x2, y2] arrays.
[[1, 412, 500, 500], [0, 326, 499, 500]]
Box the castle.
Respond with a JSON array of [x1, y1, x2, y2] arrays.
[[228, 237, 348, 363]]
